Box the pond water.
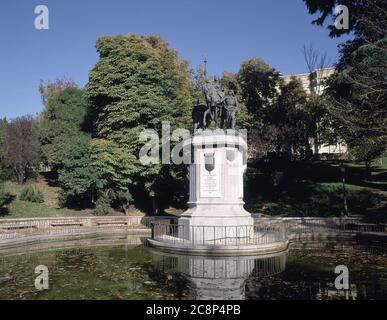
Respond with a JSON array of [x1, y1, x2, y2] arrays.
[[0, 236, 386, 300]]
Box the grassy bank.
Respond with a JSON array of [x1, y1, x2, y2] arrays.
[[244, 157, 387, 219], [0, 179, 95, 219]]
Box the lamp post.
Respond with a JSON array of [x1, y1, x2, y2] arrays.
[[340, 163, 349, 217]]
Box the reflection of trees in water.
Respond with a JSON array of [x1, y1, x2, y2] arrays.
[[246, 242, 387, 300], [291, 240, 387, 256], [245, 267, 328, 300], [55, 248, 97, 271], [140, 256, 192, 300]]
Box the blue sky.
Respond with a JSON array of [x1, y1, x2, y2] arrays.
[[0, 0, 350, 119]]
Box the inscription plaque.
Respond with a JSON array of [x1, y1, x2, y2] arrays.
[[199, 150, 221, 198]]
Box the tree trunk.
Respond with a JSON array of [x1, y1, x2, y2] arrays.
[[152, 197, 159, 215], [122, 204, 129, 216], [91, 185, 95, 205], [14, 166, 25, 184], [23, 166, 28, 183], [313, 134, 319, 160]]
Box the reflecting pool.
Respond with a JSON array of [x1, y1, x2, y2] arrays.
[[0, 236, 386, 300]]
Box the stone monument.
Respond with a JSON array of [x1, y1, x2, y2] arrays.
[[148, 71, 288, 255], [178, 132, 254, 241]]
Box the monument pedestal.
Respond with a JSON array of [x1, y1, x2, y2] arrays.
[[178, 133, 253, 241], [148, 132, 289, 255]]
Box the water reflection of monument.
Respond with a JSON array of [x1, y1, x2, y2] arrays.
[[151, 251, 287, 300]]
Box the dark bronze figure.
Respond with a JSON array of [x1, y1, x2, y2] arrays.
[[192, 71, 239, 131], [220, 89, 239, 130]]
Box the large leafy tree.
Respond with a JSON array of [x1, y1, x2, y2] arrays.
[[237, 58, 281, 129], [230, 58, 283, 161], [86, 34, 193, 213], [39, 87, 101, 208], [327, 39, 387, 174]]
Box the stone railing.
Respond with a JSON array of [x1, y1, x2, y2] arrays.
[[0, 216, 150, 246], [141, 216, 179, 228], [151, 221, 287, 247]]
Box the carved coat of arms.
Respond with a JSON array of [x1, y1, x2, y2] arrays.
[[226, 149, 236, 162], [204, 153, 215, 174]]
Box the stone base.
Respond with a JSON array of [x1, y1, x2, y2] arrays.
[[148, 238, 289, 256]]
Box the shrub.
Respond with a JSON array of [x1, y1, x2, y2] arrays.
[[0, 185, 13, 214], [94, 194, 111, 216], [19, 186, 44, 203], [298, 185, 383, 217], [347, 189, 384, 214]]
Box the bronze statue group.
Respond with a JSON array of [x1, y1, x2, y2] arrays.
[[193, 76, 239, 131]]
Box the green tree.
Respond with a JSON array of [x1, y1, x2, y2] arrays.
[[38, 86, 103, 208], [237, 58, 281, 128], [58, 134, 100, 208], [327, 39, 387, 175], [40, 88, 89, 172], [86, 34, 193, 213], [265, 77, 312, 158], [89, 138, 136, 194]]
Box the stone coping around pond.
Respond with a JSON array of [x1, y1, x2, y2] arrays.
[[0, 227, 151, 250], [0, 216, 145, 230], [0, 216, 151, 248], [0, 234, 147, 257]]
